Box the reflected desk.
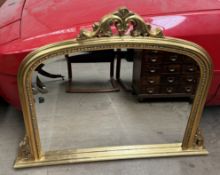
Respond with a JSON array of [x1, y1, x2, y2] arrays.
[[65, 50, 120, 93], [116, 50, 200, 101]]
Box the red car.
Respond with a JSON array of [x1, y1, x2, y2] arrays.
[[0, 0, 220, 109]]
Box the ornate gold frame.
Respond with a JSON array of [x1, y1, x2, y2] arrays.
[[14, 8, 212, 168]]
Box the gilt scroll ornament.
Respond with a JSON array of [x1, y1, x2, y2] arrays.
[[18, 135, 33, 161], [193, 128, 204, 148], [77, 7, 163, 40]]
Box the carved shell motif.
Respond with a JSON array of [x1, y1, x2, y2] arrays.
[[77, 7, 163, 40]]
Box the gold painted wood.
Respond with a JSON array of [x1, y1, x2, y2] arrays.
[[77, 7, 163, 40], [14, 143, 208, 168], [15, 8, 213, 168]]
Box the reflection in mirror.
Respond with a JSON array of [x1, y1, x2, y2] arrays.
[[32, 49, 199, 153]]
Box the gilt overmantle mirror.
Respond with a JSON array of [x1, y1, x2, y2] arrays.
[[15, 8, 212, 168]]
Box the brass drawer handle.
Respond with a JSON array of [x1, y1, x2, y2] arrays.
[[185, 87, 192, 93], [188, 67, 195, 72], [169, 68, 176, 72], [186, 77, 193, 82], [167, 77, 175, 83], [170, 56, 177, 62], [166, 87, 173, 93], [150, 57, 157, 63], [147, 89, 154, 94], [149, 69, 156, 73], [148, 79, 155, 84]]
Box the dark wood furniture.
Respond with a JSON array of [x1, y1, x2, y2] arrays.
[[65, 50, 119, 93], [132, 50, 200, 101], [116, 49, 134, 91], [33, 64, 64, 94]]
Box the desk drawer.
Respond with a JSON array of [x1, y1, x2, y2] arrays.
[[163, 64, 181, 73], [182, 74, 198, 84], [182, 64, 199, 73], [141, 76, 160, 85], [163, 54, 182, 64], [142, 65, 161, 74], [180, 85, 195, 94], [160, 86, 179, 94], [141, 86, 160, 94], [161, 74, 180, 85]]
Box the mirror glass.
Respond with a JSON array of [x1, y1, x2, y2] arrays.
[[31, 49, 199, 152]]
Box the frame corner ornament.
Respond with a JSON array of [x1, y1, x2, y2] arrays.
[[77, 7, 163, 40], [17, 135, 33, 161], [193, 128, 205, 149]]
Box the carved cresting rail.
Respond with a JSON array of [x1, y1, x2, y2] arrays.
[[15, 7, 212, 168], [77, 7, 163, 39]]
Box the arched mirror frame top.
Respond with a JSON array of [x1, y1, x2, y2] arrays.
[[15, 8, 212, 168]]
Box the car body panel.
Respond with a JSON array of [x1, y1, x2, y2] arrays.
[[0, 73, 19, 107], [0, 21, 20, 45], [0, 0, 25, 28], [0, 0, 25, 44], [0, 0, 220, 108], [20, 0, 220, 39]]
